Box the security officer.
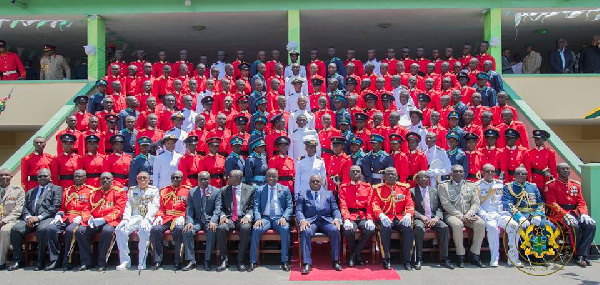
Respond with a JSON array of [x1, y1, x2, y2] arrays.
[[406, 132, 428, 188], [447, 111, 467, 150], [225, 136, 245, 177], [369, 167, 414, 270], [339, 165, 375, 267], [20, 137, 54, 191], [152, 134, 183, 189], [250, 97, 269, 132], [479, 129, 501, 176], [244, 137, 268, 186], [464, 132, 482, 182], [150, 171, 191, 270], [499, 128, 528, 182], [289, 114, 319, 162], [178, 136, 202, 187], [51, 133, 82, 189], [268, 136, 296, 193], [249, 115, 268, 144], [327, 136, 352, 192], [0, 169, 24, 269], [361, 134, 394, 185], [40, 45, 70, 80], [424, 132, 451, 188], [103, 134, 132, 186], [115, 171, 159, 271], [129, 137, 155, 187], [81, 135, 105, 188], [446, 131, 468, 179], [503, 166, 552, 230], [294, 135, 327, 198], [349, 137, 365, 166], [527, 130, 557, 193], [233, 116, 251, 156], [333, 94, 351, 130], [200, 137, 227, 188], [354, 112, 372, 152]]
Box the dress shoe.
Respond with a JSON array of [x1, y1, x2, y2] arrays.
[[441, 259, 455, 269], [301, 263, 311, 275], [247, 263, 257, 272], [404, 262, 413, 271], [280, 262, 291, 272], [203, 260, 211, 271], [151, 262, 162, 271], [64, 263, 73, 271], [333, 261, 343, 271], [471, 254, 485, 268], [173, 263, 181, 271], [584, 257, 592, 267], [0, 264, 6, 270], [8, 261, 23, 271], [76, 265, 89, 271], [347, 254, 355, 267], [34, 262, 44, 271], [216, 259, 228, 272], [44, 260, 58, 271], [182, 261, 196, 271], [97, 266, 107, 272], [237, 263, 247, 272], [414, 258, 422, 270], [382, 258, 392, 270], [355, 257, 366, 266], [116, 261, 130, 271], [576, 256, 587, 267], [457, 255, 465, 268]]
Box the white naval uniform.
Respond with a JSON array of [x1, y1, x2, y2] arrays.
[[116, 185, 160, 269], [180, 108, 198, 133], [288, 109, 315, 134], [284, 65, 307, 79], [165, 127, 189, 155], [425, 145, 451, 188], [294, 154, 327, 199], [408, 123, 428, 151], [289, 127, 320, 162], [152, 150, 183, 189], [477, 179, 519, 266], [286, 90, 310, 113], [195, 91, 213, 114]]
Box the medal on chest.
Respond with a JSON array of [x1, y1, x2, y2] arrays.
[[569, 185, 578, 197]]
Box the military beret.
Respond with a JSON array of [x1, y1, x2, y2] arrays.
[[346, 77, 358, 85], [311, 75, 325, 85], [206, 136, 222, 145], [532, 129, 550, 139], [270, 113, 283, 124], [370, 134, 385, 143], [464, 132, 479, 141], [110, 134, 126, 144], [476, 72, 489, 81], [446, 131, 461, 141], [448, 110, 460, 119], [417, 93, 431, 102], [333, 94, 346, 102], [292, 78, 304, 84], [249, 137, 266, 150], [239, 63, 250, 70], [200, 96, 214, 104], [234, 115, 249, 125], [303, 135, 319, 146], [331, 136, 346, 145], [364, 93, 378, 101], [354, 112, 369, 121], [349, 136, 363, 145], [162, 134, 178, 142], [484, 129, 500, 138], [85, 134, 101, 142], [104, 114, 118, 121], [60, 133, 77, 143], [389, 133, 404, 143], [381, 93, 394, 101], [74, 95, 89, 104], [456, 72, 469, 82], [237, 95, 249, 102], [96, 79, 108, 86], [406, 132, 421, 141], [137, 136, 152, 145], [253, 115, 268, 124], [171, 112, 185, 120], [184, 135, 199, 143], [255, 96, 267, 105], [505, 128, 520, 138], [230, 136, 243, 146], [275, 136, 291, 145]]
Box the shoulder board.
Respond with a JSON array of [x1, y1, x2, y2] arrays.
[[114, 186, 125, 192], [570, 179, 581, 185], [474, 180, 482, 185], [545, 179, 555, 185], [181, 185, 192, 189], [298, 156, 305, 161], [397, 182, 410, 188], [293, 129, 298, 133], [372, 183, 383, 189]]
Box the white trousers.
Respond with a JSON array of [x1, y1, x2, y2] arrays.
[[484, 213, 519, 265], [116, 216, 150, 267]]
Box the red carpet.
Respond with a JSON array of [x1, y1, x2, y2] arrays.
[[289, 243, 401, 281]]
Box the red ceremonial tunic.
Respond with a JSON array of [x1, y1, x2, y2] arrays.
[[338, 181, 372, 220]]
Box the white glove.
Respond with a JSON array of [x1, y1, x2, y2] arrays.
[[116, 220, 128, 231], [153, 216, 163, 226], [50, 214, 62, 225], [401, 213, 412, 227], [564, 214, 578, 226], [343, 219, 353, 230], [581, 214, 596, 225], [365, 219, 375, 231], [94, 218, 106, 226], [379, 213, 392, 227], [140, 219, 152, 232], [174, 216, 185, 226], [88, 216, 96, 228], [518, 217, 530, 229], [531, 216, 542, 226], [73, 216, 82, 224]]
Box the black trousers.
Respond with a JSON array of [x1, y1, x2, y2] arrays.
[[10, 218, 53, 263], [150, 221, 184, 263], [572, 221, 596, 257], [414, 219, 449, 259], [216, 220, 251, 263], [182, 222, 217, 263], [343, 220, 375, 257], [379, 219, 414, 262], [75, 224, 115, 267]]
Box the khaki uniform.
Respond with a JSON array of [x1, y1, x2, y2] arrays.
[[0, 186, 25, 264], [40, 55, 71, 80], [438, 180, 485, 256]]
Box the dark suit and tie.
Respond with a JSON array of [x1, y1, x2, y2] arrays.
[[10, 182, 62, 269], [410, 185, 451, 265], [249, 183, 293, 267], [548, 48, 575, 73], [216, 182, 254, 270], [183, 184, 220, 269], [296, 189, 342, 270]]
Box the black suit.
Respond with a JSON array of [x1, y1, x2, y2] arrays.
[[410, 186, 449, 260], [183, 185, 221, 263], [216, 183, 254, 263], [548, 49, 575, 73], [10, 183, 62, 263]]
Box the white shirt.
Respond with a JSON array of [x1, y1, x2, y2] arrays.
[[294, 155, 327, 198], [234, 185, 243, 217], [263, 184, 282, 217], [425, 145, 452, 188], [477, 179, 507, 220], [286, 91, 310, 113], [181, 108, 198, 133], [165, 127, 189, 155], [408, 123, 428, 151], [284, 65, 306, 79], [211, 61, 226, 79], [152, 150, 183, 189], [396, 101, 415, 128], [364, 59, 381, 76], [289, 127, 320, 162], [122, 185, 160, 221], [392, 85, 411, 108], [287, 109, 315, 134], [284, 75, 308, 97]]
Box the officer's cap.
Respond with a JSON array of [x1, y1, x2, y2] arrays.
[[74, 95, 89, 104], [446, 131, 461, 141], [406, 132, 422, 141], [505, 128, 520, 138], [249, 137, 266, 150], [354, 112, 369, 122], [275, 136, 291, 145], [206, 136, 222, 145], [349, 136, 363, 145], [230, 136, 243, 146], [484, 129, 500, 138], [234, 115, 249, 125], [532, 129, 550, 139], [184, 135, 198, 143], [331, 136, 346, 145], [200, 96, 214, 105], [417, 93, 431, 102], [110, 134, 126, 144], [60, 133, 77, 143], [370, 134, 385, 143], [389, 133, 404, 143], [138, 136, 152, 146], [303, 135, 319, 146], [85, 134, 100, 142], [464, 132, 479, 141], [448, 110, 460, 119]]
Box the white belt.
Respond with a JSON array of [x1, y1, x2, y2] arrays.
[[3, 70, 17, 75]]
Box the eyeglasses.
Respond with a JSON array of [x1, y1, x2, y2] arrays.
[[310, 180, 321, 183], [137, 176, 149, 180], [515, 172, 527, 176], [483, 170, 494, 173], [172, 176, 183, 179], [199, 178, 210, 181]]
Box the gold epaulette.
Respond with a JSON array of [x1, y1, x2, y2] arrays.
[[545, 179, 555, 186], [396, 182, 410, 188], [372, 183, 383, 189], [89, 186, 101, 194], [570, 179, 581, 185], [113, 186, 125, 192]]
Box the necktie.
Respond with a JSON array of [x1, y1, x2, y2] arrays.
[[270, 187, 276, 219], [422, 187, 432, 219], [200, 188, 206, 223], [232, 187, 238, 222], [314, 192, 319, 211], [34, 186, 45, 212]]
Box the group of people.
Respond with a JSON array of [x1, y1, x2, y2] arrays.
[[5, 42, 596, 274]]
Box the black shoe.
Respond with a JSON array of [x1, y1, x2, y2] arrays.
[[76, 265, 89, 271], [173, 263, 181, 271], [64, 263, 73, 271], [182, 261, 196, 271], [457, 255, 465, 268], [237, 263, 247, 272], [441, 259, 455, 269], [44, 260, 58, 271], [151, 262, 162, 271], [0, 264, 6, 270], [203, 260, 211, 271], [382, 258, 392, 270], [247, 263, 257, 272], [216, 259, 228, 272], [301, 263, 311, 275], [34, 262, 44, 271], [280, 262, 291, 272], [471, 254, 485, 268], [414, 259, 422, 270], [8, 261, 22, 271], [333, 261, 343, 271], [404, 262, 412, 271], [576, 256, 587, 267], [97, 266, 107, 272], [584, 257, 592, 267], [347, 254, 355, 267], [356, 257, 366, 266]]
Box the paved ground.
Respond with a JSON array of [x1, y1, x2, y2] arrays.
[[1, 259, 599, 285]]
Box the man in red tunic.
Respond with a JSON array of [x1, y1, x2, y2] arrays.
[[56, 116, 85, 155], [199, 137, 226, 188], [498, 128, 528, 182], [478, 129, 501, 177], [51, 134, 82, 189], [80, 135, 106, 187], [152, 50, 171, 78], [326, 136, 351, 193], [268, 136, 295, 193], [21, 137, 54, 191], [178, 136, 203, 187], [0, 40, 26, 80], [102, 134, 132, 186], [496, 109, 530, 149], [526, 130, 557, 192]]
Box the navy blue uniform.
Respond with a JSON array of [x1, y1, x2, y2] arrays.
[[447, 148, 468, 180], [244, 152, 268, 186], [128, 153, 154, 186], [361, 150, 394, 184], [225, 152, 245, 178]]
